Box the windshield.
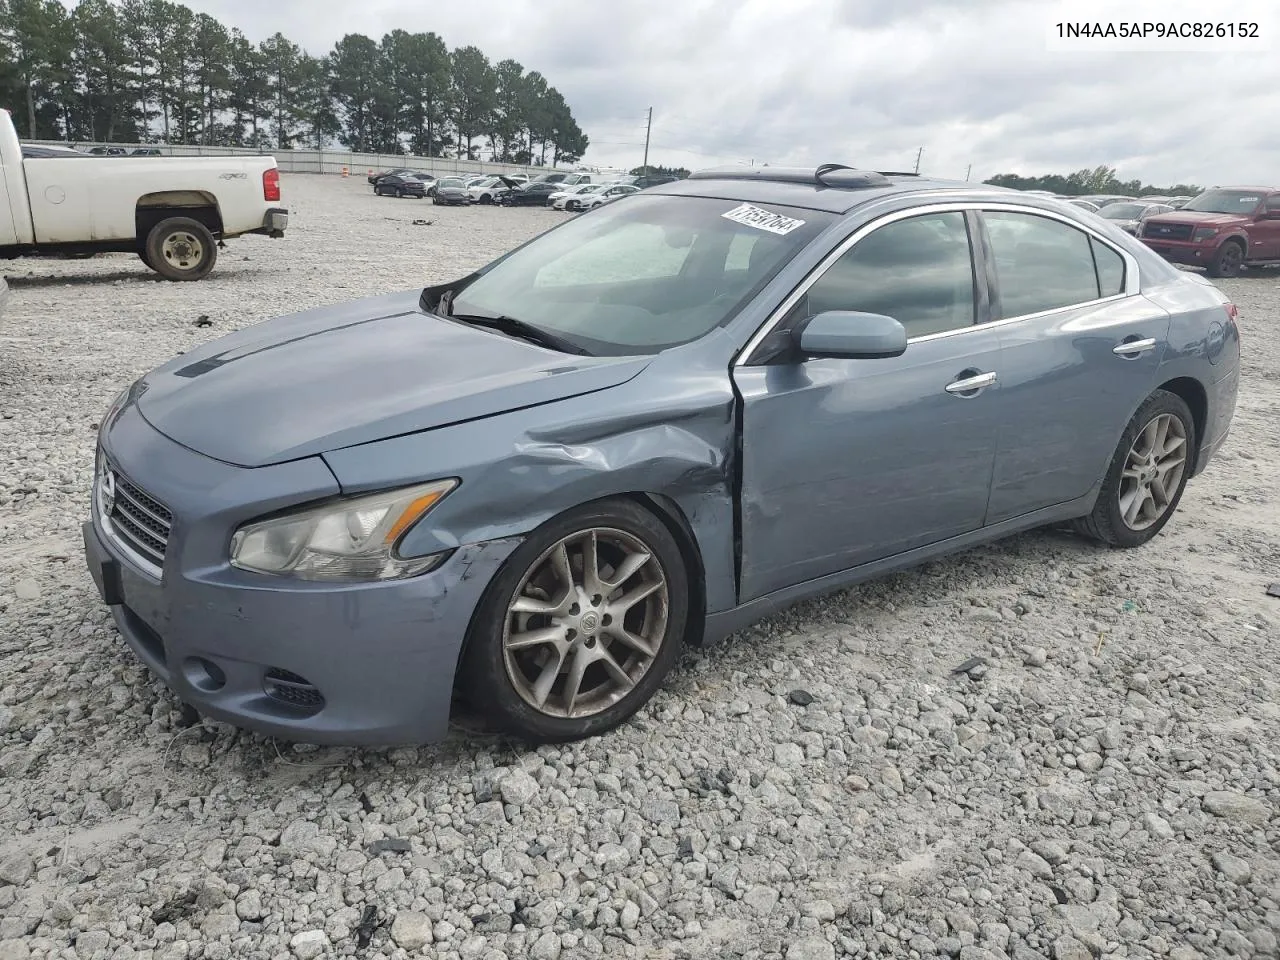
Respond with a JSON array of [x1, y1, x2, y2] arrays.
[[1099, 203, 1146, 219], [438, 178, 464, 188], [448, 194, 833, 356], [1180, 190, 1264, 215]]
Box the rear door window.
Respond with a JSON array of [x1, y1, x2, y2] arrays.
[[984, 212, 1116, 317]]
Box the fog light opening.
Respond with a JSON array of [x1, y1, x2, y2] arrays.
[[264, 667, 326, 712], [182, 656, 226, 692]]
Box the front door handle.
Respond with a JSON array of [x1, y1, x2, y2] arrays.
[[945, 371, 998, 394], [1113, 337, 1157, 357]]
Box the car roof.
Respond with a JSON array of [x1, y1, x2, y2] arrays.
[[649, 165, 1056, 215], [1206, 185, 1278, 192]]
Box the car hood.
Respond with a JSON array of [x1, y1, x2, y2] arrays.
[[133, 290, 651, 468], [1143, 210, 1248, 228]]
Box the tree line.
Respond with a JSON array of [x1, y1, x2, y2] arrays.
[[0, 0, 590, 164], [986, 165, 1202, 198]]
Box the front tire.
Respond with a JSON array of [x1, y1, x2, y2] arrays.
[[1075, 389, 1195, 547], [144, 217, 217, 281], [1207, 240, 1245, 278], [460, 499, 689, 742], [478, 194, 493, 205]]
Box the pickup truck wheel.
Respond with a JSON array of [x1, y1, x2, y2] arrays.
[[145, 217, 218, 281], [1207, 240, 1245, 278]]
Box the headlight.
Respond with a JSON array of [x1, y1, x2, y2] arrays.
[[1192, 227, 1219, 241], [229, 479, 457, 582]]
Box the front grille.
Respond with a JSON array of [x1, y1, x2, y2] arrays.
[[98, 459, 172, 571], [264, 668, 325, 710], [1143, 222, 1194, 241]]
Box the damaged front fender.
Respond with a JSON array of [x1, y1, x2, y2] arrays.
[[322, 343, 742, 616]]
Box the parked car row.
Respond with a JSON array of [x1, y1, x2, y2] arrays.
[[1035, 184, 1280, 277], [370, 166, 677, 211]]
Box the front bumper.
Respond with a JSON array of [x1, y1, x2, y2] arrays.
[[1139, 237, 1212, 266], [82, 405, 521, 746]]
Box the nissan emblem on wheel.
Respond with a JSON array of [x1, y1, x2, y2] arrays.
[[82, 165, 1240, 746]]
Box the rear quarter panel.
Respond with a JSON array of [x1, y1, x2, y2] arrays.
[[22, 154, 276, 243], [1143, 272, 1237, 470]]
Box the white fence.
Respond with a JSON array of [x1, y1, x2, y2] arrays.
[[25, 139, 606, 180]]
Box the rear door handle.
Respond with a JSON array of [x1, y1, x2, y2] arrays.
[[1113, 337, 1157, 357], [945, 371, 998, 394]]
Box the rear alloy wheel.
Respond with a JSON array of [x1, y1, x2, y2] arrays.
[[462, 500, 688, 742], [1075, 390, 1195, 547], [144, 217, 217, 281], [1207, 240, 1244, 278]]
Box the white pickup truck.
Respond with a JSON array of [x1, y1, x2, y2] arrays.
[[0, 108, 288, 281]]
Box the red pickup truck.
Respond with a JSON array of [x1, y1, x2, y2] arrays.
[[1139, 186, 1280, 278]]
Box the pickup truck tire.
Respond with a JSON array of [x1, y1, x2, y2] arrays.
[[145, 217, 217, 281], [1207, 240, 1245, 279]]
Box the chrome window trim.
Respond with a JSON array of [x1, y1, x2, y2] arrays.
[[734, 200, 1140, 366]]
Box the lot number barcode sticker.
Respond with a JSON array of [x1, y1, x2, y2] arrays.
[[721, 203, 806, 235]]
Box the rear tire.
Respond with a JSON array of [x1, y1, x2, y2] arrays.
[[460, 498, 689, 743], [1074, 389, 1195, 548], [144, 217, 217, 282], [1207, 240, 1245, 278]]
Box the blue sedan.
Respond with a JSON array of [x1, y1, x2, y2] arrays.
[[83, 164, 1240, 745]]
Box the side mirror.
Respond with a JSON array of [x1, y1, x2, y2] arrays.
[[794, 310, 908, 360]]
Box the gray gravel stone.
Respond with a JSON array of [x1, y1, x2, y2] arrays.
[[1203, 792, 1272, 824], [500, 768, 540, 807], [1143, 812, 1175, 839], [1053, 935, 1093, 960], [530, 931, 562, 960], [12, 579, 40, 601], [0, 856, 33, 887], [289, 930, 329, 959], [391, 911, 433, 950], [234, 890, 263, 921], [1212, 852, 1253, 883], [786, 938, 836, 960]]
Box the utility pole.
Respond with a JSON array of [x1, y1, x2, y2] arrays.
[[914, 146, 923, 174], [642, 107, 652, 178], [965, 163, 972, 181]]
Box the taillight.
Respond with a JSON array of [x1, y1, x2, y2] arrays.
[[1224, 302, 1239, 326], [263, 168, 281, 202]]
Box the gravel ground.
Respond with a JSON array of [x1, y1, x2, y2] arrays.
[[1, 175, 1278, 960]]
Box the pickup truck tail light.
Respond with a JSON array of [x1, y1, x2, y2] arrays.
[[263, 167, 281, 202]]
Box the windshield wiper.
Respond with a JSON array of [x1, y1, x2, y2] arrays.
[[447, 312, 592, 356]]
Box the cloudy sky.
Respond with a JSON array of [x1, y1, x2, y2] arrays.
[[175, 0, 1278, 186]]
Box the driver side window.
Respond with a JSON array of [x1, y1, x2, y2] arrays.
[[788, 212, 977, 338]]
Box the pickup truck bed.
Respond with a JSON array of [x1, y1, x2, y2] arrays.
[[0, 108, 287, 281]]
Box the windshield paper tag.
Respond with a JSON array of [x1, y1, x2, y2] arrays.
[[722, 203, 806, 235]]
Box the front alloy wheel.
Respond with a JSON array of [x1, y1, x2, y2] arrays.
[[462, 499, 688, 741]]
